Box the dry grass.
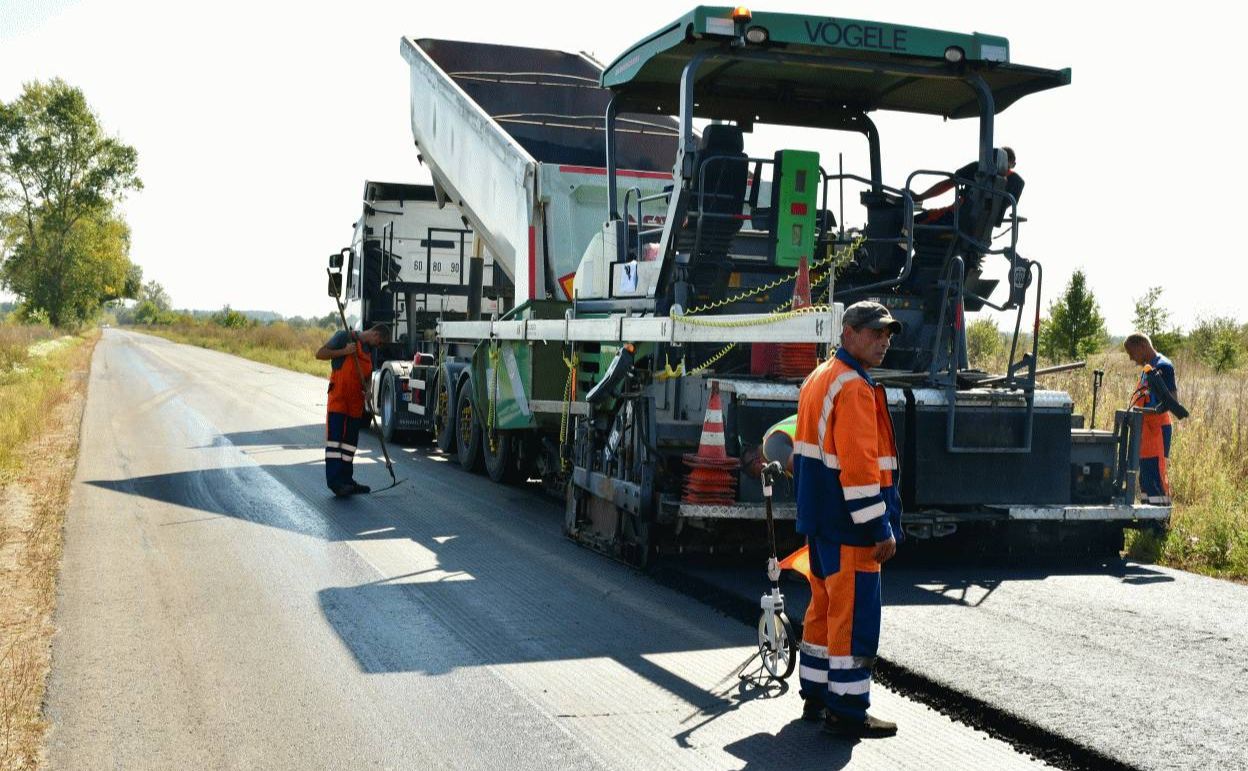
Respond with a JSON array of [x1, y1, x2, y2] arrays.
[[0, 326, 57, 374], [999, 348, 1248, 579], [0, 329, 97, 771], [130, 321, 336, 378]]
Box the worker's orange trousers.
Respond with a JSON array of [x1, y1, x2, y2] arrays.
[[798, 537, 881, 723]]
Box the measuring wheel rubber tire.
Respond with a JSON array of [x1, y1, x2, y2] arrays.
[[434, 373, 456, 454], [757, 610, 797, 681], [455, 377, 484, 472], [380, 373, 400, 443], [483, 428, 522, 484]]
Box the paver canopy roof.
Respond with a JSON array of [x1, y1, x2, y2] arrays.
[[601, 6, 1071, 125]]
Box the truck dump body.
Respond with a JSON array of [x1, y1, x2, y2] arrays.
[[416, 40, 675, 171], [402, 38, 678, 303]]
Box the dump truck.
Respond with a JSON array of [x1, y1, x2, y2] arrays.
[[329, 6, 1169, 565]]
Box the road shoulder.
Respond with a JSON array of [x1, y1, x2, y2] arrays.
[[0, 333, 96, 771]]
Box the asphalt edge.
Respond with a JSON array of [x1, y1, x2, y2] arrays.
[[649, 561, 1140, 771]]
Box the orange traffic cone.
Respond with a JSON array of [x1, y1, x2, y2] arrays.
[[775, 255, 820, 379], [682, 381, 740, 506]]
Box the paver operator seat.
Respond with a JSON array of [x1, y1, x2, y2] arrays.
[[676, 124, 749, 263]]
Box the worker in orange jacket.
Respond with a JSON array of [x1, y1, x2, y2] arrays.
[[1125, 332, 1178, 505], [792, 301, 902, 739], [316, 324, 388, 496]]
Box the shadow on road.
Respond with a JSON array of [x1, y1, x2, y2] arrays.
[[723, 719, 857, 770]]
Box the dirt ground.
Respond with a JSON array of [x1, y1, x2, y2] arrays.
[[0, 336, 95, 771]]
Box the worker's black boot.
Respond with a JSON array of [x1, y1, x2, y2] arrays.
[[823, 713, 897, 738], [801, 698, 826, 722], [330, 483, 354, 497], [350, 482, 371, 495]]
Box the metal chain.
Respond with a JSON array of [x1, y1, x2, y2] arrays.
[[679, 235, 864, 316]]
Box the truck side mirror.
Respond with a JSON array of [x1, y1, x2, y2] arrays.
[[328, 252, 344, 269], [327, 271, 343, 297]]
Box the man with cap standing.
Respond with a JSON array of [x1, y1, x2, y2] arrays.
[[792, 301, 903, 738]]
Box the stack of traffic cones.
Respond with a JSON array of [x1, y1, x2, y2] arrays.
[[682, 381, 740, 505], [775, 256, 820, 379]]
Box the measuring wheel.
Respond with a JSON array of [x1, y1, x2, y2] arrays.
[[757, 608, 797, 681]]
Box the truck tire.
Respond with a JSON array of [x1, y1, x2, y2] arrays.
[[455, 377, 484, 472], [379, 372, 400, 443], [435, 372, 456, 454], [483, 429, 522, 484]]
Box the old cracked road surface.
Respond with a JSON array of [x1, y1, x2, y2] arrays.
[[44, 331, 1057, 769]]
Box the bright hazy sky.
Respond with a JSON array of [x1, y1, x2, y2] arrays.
[[1, 1, 1242, 333]]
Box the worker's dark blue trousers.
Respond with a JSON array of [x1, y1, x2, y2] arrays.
[[798, 536, 881, 723], [325, 412, 362, 491]]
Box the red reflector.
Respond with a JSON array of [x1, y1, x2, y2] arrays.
[[790, 202, 808, 215]]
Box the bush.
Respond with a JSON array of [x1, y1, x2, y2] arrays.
[[965, 317, 1002, 369], [1186, 316, 1245, 373], [209, 305, 253, 329]]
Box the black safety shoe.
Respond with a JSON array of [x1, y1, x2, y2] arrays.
[[350, 482, 371, 495], [330, 483, 354, 497], [823, 713, 898, 738], [801, 698, 826, 722]]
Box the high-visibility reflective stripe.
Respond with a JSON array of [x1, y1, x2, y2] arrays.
[[325, 451, 344, 460], [828, 655, 874, 670], [794, 442, 840, 469], [703, 409, 723, 423], [799, 665, 829, 683], [338, 443, 357, 452], [800, 640, 829, 659], [849, 500, 886, 524], [816, 370, 861, 452], [699, 432, 726, 446], [795, 449, 895, 473], [828, 677, 871, 696], [843, 483, 882, 500], [325, 441, 342, 449]]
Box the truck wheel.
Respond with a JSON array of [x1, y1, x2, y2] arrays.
[[435, 373, 456, 454], [379, 373, 400, 443], [455, 378, 484, 472], [483, 429, 521, 484]]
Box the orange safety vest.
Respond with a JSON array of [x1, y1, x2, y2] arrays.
[[792, 347, 900, 545], [327, 338, 372, 418]]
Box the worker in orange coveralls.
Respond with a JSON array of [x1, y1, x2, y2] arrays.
[[1125, 332, 1179, 505], [788, 301, 903, 739], [315, 324, 388, 497]]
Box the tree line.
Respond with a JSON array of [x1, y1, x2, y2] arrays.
[[966, 270, 1246, 373]]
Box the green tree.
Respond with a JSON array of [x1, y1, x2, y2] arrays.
[[210, 305, 253, 329], [1187, 316, 1245, 373], [965, 316, 1002, 369], [1131, 286, 1183, 353], [0, 79, 142, 326], [1039, 270, 1107, 361], [141, 279, 170, 310]]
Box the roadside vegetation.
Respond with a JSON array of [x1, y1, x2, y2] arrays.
[[0, 323, 97, 770], [970, 279, 1248, 581], [114, 299, 340, 378]]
